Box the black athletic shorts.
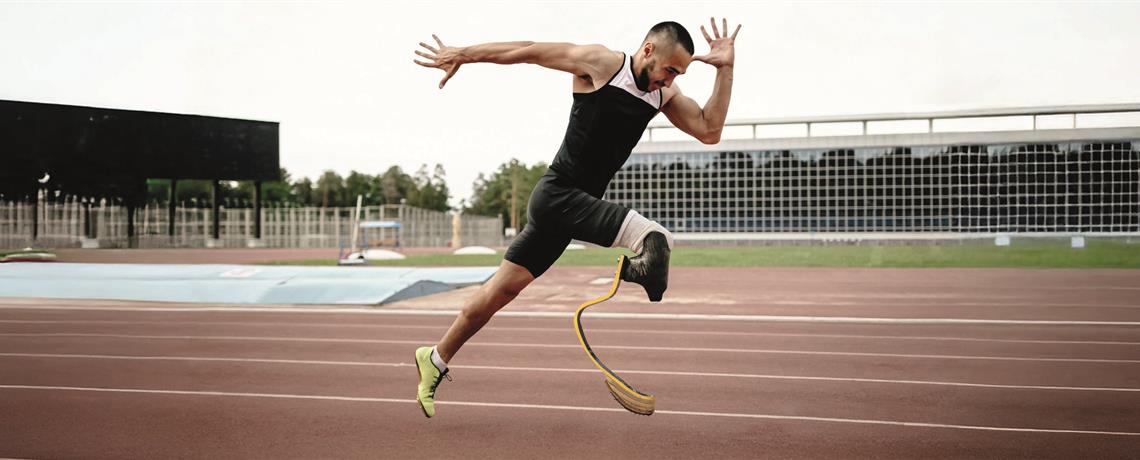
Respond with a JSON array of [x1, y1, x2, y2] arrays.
[[504, 173, 630, 278]]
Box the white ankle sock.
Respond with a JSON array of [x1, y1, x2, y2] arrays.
[[430, 346, 448, 372], [610, 210, 674, 253]]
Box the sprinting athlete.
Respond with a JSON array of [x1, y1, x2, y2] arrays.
[[412, 18, 740, 417]]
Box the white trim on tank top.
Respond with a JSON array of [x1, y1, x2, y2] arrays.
[[608, 54, 662, 110]]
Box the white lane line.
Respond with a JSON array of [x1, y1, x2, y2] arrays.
[[2, 333, 1138, 364], [1, 384, 1137, 437], [3, 305, 1140, 326], [3, 319, 1139, 346], [1046, 286, 1140, 291], [9, 300, 1140, 309], [4, 352, 1139, 393]]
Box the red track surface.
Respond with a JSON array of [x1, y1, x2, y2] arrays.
[[2, 262, 1139, 459]]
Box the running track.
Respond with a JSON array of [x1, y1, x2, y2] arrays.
[[2, 266, 1140, 459]]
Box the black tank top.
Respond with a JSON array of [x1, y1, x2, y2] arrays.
[[547, 53, 662, 198]]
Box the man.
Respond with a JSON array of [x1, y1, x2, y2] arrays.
[[412, 18, 740, 417]]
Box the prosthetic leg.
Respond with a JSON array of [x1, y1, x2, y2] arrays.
[[573, 256, 656, 415], [573, 233, 671, 415]]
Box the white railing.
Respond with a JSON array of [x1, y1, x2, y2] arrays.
[[1, 198, 504, 249], [645, 103, 1140, 142]]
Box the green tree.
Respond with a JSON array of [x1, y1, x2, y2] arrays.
[[344, 171, 379, 206], [145, 178, 229, 207], [316, 170, 346, 207], [407, 163, 451, 211], [140, 165, 458, 210], [293, 178, 315, 206], [146, 179, 171, 204], [235, 168, 295, 205], [377, 166, 416, 205], [465, 159, 548, 230]]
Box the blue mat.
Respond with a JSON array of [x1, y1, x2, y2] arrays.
[[0, 263, 497, 305]]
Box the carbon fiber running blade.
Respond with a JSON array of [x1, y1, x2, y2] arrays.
[[605, 377, 655, 416], [576, 256, 657, 416]]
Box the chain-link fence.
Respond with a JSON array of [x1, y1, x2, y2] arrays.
[[613, 142, 1140, 236]]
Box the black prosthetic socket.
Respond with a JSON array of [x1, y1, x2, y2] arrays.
[[620, 231, 671, 302]]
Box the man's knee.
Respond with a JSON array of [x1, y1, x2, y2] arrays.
[[490, 280, 525, 302], [461, 283, 517, 324], [488, 260, 535, 302]]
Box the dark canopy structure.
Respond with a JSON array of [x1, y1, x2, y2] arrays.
[[1, 99, 280, 245]]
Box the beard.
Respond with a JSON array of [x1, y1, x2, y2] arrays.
[[634, 65, 652, 92]]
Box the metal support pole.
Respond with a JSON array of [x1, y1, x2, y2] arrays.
[[168, 179, 178, 239], [126, 203, 136, 248], [212, 180, 221, 240], [254, 181, 262, 239], [83, 198, 92, 238], [30, 190, 39, 242]]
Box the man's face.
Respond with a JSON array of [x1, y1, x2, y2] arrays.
[[636, 42, 691, 92]]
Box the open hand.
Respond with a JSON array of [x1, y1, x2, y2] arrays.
[[414, 34, 463, 89], [692, 18, 740, 69]]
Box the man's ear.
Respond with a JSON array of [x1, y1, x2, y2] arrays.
[[642, 42, 654, 58]]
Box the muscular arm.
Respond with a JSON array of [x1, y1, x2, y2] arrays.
[[415, 36, 618, 89], [661, 68, 734, 145], [462, 42, 612, 77], [660, 18, 741, 145]]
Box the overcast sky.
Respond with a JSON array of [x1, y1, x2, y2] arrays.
[[2, 1, 1139, 207]]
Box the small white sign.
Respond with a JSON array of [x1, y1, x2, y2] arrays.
[[1071, 236, 1086, 249], [220, 268, 261, 278], [994, 235, 1011, 247]]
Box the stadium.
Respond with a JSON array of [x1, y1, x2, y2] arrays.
[[5, 103, 1137, 251], [3, 5, 1140, 460], [613, 104, 1140, 242]]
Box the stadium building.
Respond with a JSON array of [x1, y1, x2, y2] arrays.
[[608, 104, 1140, 243]]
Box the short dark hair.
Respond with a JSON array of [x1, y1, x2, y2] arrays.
[[645, 21, 694, 56]]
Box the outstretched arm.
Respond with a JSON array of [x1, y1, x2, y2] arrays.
[[414, 35, 617, 89], [661, 18, 741, 144]]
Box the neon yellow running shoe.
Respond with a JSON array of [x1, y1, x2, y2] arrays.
[[414, 346, 450, 418]]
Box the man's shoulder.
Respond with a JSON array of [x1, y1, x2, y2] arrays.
[[574, 44, 622, 59], [576, 45, 624, 74], [570, 46, 624, 91], [660, 84, 682, 107]]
